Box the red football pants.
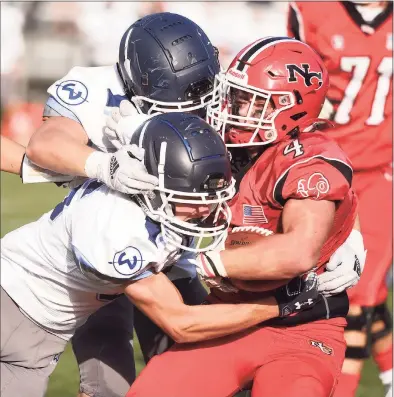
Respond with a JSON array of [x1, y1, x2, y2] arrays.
[[347, 166, 393, 307], [127, 318, 347, 397]]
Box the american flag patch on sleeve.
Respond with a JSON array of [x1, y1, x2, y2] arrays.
[[243, 204, 268, 224]]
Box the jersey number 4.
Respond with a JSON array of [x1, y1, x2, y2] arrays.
[[335, 56, 392, 125], [283, 139, 304, 158]]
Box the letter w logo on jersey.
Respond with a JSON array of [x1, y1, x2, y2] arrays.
[[285, 63, 323, 88], [55, 80, 88, 106], [111, 246, 144, 276]]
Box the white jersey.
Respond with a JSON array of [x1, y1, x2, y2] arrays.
[[1, 179, 196, 340], [22, 64, 153, 180], [22, 65, 138, 184], [20, 65, 152, 186], [45, 64, 130, 152]]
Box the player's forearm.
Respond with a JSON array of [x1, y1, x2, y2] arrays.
[[171, 297, 279, 343], [27, 132, 94, 176], [221, 231, 316, 280], [0, 135, 25, 175], [126, 273, 278, 344], [221, 200, 334, 280], [26, 118, 94, 176]]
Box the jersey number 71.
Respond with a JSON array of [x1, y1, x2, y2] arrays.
[[334, 56, 392, 126]]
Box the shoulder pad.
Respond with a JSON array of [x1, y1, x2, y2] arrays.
[[271, 134, 353, 207], [70, 191, 160, 280], [47, 66, 125, 151]]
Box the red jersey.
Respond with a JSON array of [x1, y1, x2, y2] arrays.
[[288, 1, 393, 171], [230, 132, 358, 271]]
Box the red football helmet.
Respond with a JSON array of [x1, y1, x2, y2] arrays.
[[207, 37, 329, 147]]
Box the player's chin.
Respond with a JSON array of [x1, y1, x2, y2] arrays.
[[230, 278, 290, 292]]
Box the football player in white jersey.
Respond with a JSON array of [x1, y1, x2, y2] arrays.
[[21, 12, 222, 397], [9, 12, 365, 397], [0, 112, 322, 397]]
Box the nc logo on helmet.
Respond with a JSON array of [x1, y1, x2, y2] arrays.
[[285, 63, 323, 88]]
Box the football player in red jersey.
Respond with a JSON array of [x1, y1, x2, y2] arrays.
[[288, 2, 393, 396], [126, 38, 364, 397]]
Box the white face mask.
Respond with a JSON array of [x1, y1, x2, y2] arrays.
[[207, 71, 296, 147], [131, 81, 221, 117], [136, 141, 236, 253]]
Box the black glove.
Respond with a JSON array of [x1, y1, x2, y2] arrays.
[[273, 272, 320, 317]]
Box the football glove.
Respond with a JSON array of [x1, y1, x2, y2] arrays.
[[318, 229, 366, 297], [274, 272, 320, 317], [104, 100, 154, 149], [84, 145, 158, 195]]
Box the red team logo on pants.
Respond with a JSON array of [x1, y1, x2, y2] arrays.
[[310, 340, 334, 356]]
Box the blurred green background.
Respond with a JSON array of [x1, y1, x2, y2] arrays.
[[1, 172, 391, 397]]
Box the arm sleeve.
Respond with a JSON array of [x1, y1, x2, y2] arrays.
[[272, 156, 353, 207], [43, 96, 81, 123]]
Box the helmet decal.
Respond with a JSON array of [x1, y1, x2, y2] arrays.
[[207, 37, 329, 148], [285, 63, 323, 88], [235, 37, 292, 72]]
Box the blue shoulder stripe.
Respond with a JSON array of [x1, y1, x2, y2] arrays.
[[44, 96, 81, 123]]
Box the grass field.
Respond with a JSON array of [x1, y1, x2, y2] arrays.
[[1, 171, 390, 397]]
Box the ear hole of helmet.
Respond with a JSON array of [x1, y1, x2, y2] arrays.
[[141, 73, 149, 86], [293, 90, 303, 105]]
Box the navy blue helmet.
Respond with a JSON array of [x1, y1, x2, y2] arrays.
[[118, 13, 220, 116], [131, 112, 235, 252]]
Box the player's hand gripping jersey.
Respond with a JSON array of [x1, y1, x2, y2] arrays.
[[0, 179, 193, 340], [288, 1, 393, 170]]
